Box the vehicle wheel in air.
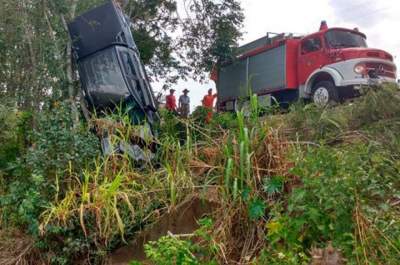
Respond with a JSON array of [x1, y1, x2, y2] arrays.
[[312, 81, 340, 108]]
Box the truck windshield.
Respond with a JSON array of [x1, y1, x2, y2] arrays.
[[325, 30, 367, 48]]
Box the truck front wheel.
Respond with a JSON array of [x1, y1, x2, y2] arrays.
[[312, 81, 339, 107]]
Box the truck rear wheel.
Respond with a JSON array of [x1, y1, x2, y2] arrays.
[[312, 81, 339, 107]]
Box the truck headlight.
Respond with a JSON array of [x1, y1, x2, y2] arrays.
[[354, 63, 366, 75]]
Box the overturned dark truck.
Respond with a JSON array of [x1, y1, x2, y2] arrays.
[[68, 1, 159, 160]]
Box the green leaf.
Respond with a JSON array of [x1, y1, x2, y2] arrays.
[[248, 198, 266, 221], [263, 176, 284, 195]]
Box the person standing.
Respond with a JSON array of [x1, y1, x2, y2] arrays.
[[179, 89, 190, 118], [202, 88, 217, 122], [165, 89, 177, 113]]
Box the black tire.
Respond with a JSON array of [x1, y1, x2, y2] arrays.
[[312, 80, 340, 107]]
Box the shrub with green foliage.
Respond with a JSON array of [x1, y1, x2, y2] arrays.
[[130, 218, 218, 265], [262, 138, 400, 264], [253, 86, 400, 264], [0, 101, 102, 264], [136, 235, 201, 265], [26, 102, 100, 177], [0, 104, 32, 176]]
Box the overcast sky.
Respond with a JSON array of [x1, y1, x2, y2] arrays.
[[153, 0, 400, 110]]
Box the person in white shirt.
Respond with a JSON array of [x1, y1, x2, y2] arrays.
[[179, 89, 190, 118]]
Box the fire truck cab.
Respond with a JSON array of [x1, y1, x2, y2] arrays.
[[299, 22, 397, 106]]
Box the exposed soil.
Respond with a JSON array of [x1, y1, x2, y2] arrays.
[[107, 191, 219, 265], [0, 229, 40, 265]]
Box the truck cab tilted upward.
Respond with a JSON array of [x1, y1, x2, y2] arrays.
[[68, 1, 159, 159]]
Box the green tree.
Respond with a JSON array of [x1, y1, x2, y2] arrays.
[[0, 0, 243, 109], [122, 0, 244, 84]]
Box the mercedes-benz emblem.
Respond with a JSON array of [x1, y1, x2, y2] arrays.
[[378, 64, 385, 74]]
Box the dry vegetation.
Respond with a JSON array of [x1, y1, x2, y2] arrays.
[[1, 85, 400, 264]]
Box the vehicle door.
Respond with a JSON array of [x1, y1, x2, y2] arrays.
[[298, 35, 325, 85]]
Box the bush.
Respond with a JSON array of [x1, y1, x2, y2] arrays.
[[130, 218, 218, 265], [0, 101, 102, 264], [0, 105, 32, 176], [26, 102, 100, 177], [1, 101, 100, 225], [264, 142, 400, 264], [285, 85, 400, 143]]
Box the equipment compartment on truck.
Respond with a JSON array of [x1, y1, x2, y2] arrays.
[[217, 36, 300, 111]]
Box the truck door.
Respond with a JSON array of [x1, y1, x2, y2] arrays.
[[298, 36, 324, 85]]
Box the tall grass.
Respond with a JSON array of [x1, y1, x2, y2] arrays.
[[34, 84, 400, 264], [39, 110, 197, 250]]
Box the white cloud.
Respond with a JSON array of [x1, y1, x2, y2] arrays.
[[328, 0, 400, 73], [241, 0, 335, 42], [329, 0, 389, 28], [241, 0, 399, 70], [153, 0, 400, 110]]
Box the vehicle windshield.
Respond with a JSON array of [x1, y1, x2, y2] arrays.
[[325, 30, 367, 48]]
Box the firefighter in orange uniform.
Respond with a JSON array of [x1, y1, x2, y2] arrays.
[[202, 88, 217, 123]]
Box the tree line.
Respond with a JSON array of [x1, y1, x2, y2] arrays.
[[0, 0, 243, 115]]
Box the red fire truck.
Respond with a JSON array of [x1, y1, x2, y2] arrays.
[[213, 21, 397, 110]]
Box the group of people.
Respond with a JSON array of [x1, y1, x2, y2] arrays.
[[165, 88, 217, 122]]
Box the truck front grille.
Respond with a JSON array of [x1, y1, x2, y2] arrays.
[[365, 62, 396, 79]]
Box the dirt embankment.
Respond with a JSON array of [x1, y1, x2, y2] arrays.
[[108, 192, 219, 265]]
